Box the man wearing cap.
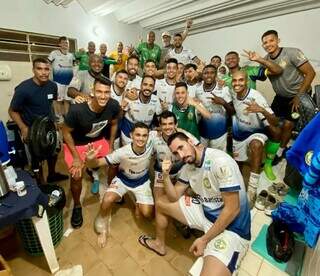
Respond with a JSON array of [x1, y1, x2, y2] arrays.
[[159, 19, 193, 69]]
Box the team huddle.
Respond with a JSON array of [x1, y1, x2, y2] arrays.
[[8, 22, 316, 276]]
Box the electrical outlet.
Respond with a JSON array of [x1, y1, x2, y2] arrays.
[[0, 65, 12, 81]]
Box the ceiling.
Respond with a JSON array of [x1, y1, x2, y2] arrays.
[[60, 0, 320, 35]]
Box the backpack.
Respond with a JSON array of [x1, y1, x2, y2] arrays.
[[295, 93, 318, 133]]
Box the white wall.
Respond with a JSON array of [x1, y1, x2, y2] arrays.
[[184, 9, 320, 103], [0, 0, 143, 122]]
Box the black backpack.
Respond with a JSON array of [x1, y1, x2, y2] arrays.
[[295, 93, 318, 133], [267, 220, 295, 263]]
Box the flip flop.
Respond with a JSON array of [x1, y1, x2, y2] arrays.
[[138, 235, 165, 256]]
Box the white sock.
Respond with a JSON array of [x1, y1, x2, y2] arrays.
[[92, 170, 99, 181], [248, 172, 260, 191], [276, 147, 285, 157]]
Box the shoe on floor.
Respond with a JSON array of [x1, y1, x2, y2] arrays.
[[47, 173, 69, 183], [255, 190, 269, 210], [91, 179, 100, 194], [264, 195, 279, 216], [71, 206, 83, 228], [268, 182, 289, 197]]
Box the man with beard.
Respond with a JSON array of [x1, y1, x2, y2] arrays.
[[224, 51, 282, 90], [261, 30, 316, 165], [155, 58, 178, 110], [171, 82, 211, 139], [67, 54, 103, 103], [196, 65, 234, 151], [120, 75, 162, 145], [125, 55, 142, 90], [167, 33, 201, 66], [231, 71, 280, 206], [85, 122, 154, 248], [138, 132, 250, 276], [75, 41, 96, 71], [62, 76, 120, 228]]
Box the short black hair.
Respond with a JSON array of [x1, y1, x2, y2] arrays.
[[131, 122, 149, 133], [115, 69, 128, 76], [184, 63, 197, 71], [174, 33, 183, 38], [225, 51, 239, 57], [210, 55, 221, 62], [175, 81, 187, 90], [127, 54, 139, 63], [167, 132, 189, 147], [159, 110, 177, 125], [144, 59, 157, 67], [261, 30, 278, 40], [142, 74, 156, 84], [94, 75, 112, 87], [203, 64, 217, 72], [166, 58, 178, 65], [58, 36, 68, 43], [32, 57, 50, 67]]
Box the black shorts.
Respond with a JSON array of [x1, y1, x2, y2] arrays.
[[271, 95, 295, 121]]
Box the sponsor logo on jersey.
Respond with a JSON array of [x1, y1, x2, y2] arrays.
[[305, 150, 313, 166]]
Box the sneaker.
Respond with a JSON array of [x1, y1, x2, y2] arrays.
[[255, 190, 269, 210], [173, 221, 191, 239], [268, 182, 289, 197], [71, 206, 83, 228], [264, 195, 279, 216], [47, 173, 69, 183], [91, 179, 100, 194]]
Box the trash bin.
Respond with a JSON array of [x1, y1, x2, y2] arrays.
[[16, 185, 66, 256]]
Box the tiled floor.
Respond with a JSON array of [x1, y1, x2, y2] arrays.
[[4, 157, 292, 275]]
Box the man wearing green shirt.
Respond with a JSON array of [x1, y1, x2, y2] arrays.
[[133, 31, 161, 68], [223, 51, 282, 89], [75, 41, 96, 71]]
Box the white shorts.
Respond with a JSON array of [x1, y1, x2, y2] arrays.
[[178, 195, 249, 273], [107, 176, 154, 205], [153, 171, 179, 188], [56, 83, 71, 101], [200, 133, 227, 152], [232, 133, 267, 162]]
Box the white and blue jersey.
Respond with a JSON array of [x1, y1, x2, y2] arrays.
[[196, 84, 232, 139], [121, 94, 162, 138], [178, 148, 251, 240], [48, 50, 74, 85], [232, 88, 272, 141], [154, 79, 175, 109], [105, 139, 154, 188]]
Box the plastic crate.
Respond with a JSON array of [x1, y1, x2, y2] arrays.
[[16, 209, 63, 256]]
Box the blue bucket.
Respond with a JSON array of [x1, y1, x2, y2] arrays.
[[0, 121, 10, 165]]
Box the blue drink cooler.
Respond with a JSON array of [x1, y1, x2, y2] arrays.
[[0, 121, 10, 165]]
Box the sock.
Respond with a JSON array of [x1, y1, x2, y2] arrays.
[[276, 147, 285, 157], [92, 170, 99, 181], [264, 140, 280, 180], [91, 169, 100, 194], [248, 172, 260, 192]]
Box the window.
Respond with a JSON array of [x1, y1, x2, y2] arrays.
[[0, 28, 77, 62]]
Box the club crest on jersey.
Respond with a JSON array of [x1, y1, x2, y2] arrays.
[[187, 111, 194, 120], [213, 238, 227, 250], [148, 109, 154, 116], [204, 160, 212, 171], [203, 177, 211, 189], [305, 151, 313, 166]]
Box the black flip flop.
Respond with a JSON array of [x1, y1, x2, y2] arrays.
[[138, 235, 165, 256]]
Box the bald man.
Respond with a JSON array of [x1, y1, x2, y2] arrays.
[[75, 41, 96, 71], [133, 31, 161, 68], [231, 71, 280, 207]]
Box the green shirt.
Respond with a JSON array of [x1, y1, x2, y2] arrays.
[[75, 52, 90, 71], [223, 66, 267, 90], [136, 42, 161, 68], [172, 103, 200, 139]]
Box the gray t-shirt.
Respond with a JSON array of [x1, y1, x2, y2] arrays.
[[68, 70, 95, 95], [266, 47, 308, 98]]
